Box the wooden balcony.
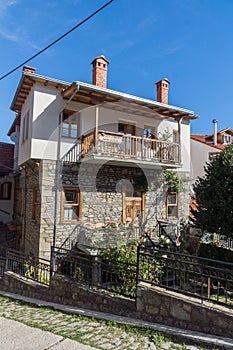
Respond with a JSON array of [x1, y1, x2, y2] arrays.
[[63, 130, 180, 166]]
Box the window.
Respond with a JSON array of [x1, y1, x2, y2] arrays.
[[22, 111, 29, 143], [62, 111, 78, 138], [144, 126, 156, 139], [61, 187, 81, 222], [173, 130, 179, 144], [32, 187, 38, 220], [118, 122, 136, 135], [166, 192, 178, 218], [0, 182, 11, 200]]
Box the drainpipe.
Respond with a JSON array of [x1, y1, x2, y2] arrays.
[[21, 165, 27, 253], [52, 84, 80, 250], [213, 119, 218, 145]]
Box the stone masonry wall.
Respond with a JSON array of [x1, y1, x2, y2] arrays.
[[1, 272, 233, 339], [137, 282, 233, 338], [26, 159, 190, 258], [13, 161, 41, 257]]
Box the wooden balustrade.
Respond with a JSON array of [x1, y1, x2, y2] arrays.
[[64, 130, 180, 165]]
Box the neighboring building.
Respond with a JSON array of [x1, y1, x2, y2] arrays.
[[0, 142, 14, 223], [190, 124, 233, 182], [7, 56, 197, 259]]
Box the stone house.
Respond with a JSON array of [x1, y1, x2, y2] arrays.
[[7, 56, 197, 259]]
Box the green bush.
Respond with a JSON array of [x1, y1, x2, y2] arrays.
[[198, 243, 233, 263]]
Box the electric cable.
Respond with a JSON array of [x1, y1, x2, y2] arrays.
[[0, 0, 115, 81]]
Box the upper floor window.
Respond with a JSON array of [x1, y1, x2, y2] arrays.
[[22, 111, 29, 143], [62, 110, 78, 138], [144, 126, 156, 139], [118, 122, 135, 135], [166, 191, 178, 218], [0, 182, 11, 200], [222, 134, 231, 144], [173, 130, 179, 144]]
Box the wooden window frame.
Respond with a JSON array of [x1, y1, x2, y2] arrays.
[[61, 187, 82, 223], [118, 122, 136, 136], [61, 110, 78, 139], [22, 111, 29, 143], [0, 182, 11, 200], [122, 190, 145, 224], [166, 191, 179, 218]]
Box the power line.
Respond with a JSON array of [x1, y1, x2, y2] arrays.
[[0, 0, 115, 81]]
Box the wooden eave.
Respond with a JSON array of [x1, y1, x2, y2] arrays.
[[62, 82, 197, 121], [10, 73, 69, 112]]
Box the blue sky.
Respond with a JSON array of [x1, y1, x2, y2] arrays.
[[0, 0, 232, 143]]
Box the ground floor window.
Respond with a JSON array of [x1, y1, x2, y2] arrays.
[[166, 191, 178, 218], [0, 182, 11, 200], [61, 187, 81, 223]]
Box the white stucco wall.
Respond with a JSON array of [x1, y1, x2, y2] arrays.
[[190, 139, 221, 182], [16, 82, 191, 173]]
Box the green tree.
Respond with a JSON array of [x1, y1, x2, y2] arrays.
[[191, 145, 233, 238]]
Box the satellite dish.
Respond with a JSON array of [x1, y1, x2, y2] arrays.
[[10, 132, 19, 143]]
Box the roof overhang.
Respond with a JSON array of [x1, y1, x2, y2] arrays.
[[62, 81, 198, 121], [10, 71, 198, 122], [10, 72, 70, 112]]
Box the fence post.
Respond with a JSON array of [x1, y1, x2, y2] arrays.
[[50, 245, 56, 278]]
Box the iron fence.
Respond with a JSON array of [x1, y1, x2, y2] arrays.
[[52, 246, 137, 298], [6, 249, 50, 285], [137, 246, 233, 306], [0, 257, 5, 277]]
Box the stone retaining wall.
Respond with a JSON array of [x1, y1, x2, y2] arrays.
[[137, 282, 233, 338], [0, 272, 137, 318], [1, 272, 233, 339]]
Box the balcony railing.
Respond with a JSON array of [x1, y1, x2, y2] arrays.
[[63, 130, 180, 165]]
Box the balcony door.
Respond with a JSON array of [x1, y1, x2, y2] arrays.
[[118, 122, 136, 156], [123, 191, 145, 223]]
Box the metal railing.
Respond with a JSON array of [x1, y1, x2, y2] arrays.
[[52, 246, 137, 298], [137, 246, 233, 306], [6, 249, 50, 285]]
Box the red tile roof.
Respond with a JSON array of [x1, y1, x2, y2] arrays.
[[191, 134, 225, 150], [0, 142, 14, 175]]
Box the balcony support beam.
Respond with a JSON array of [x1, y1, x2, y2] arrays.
[[95, 106, 99, 148], [177, 117, 183, 164]]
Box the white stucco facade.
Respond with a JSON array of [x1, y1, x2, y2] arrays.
[[190, 139, 221, 182], [15, 81, 191, 175]]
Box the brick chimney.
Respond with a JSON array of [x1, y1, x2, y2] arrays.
[[23, 66, 36, 74], [91, 55, 110, 88], [156, 78, 170, 104]]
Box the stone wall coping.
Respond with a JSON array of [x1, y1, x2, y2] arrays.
[[138, 282, 233, 316]]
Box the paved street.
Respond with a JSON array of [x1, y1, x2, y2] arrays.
[[0, 293, 232, 350], [0, 317, 95, 350]]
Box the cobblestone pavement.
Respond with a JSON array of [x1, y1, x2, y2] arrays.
[[0, 296, 215, 350]]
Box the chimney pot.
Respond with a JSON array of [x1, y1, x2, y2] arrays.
[[156, 78, 170, 104], [91, 55, 110, 88], [212, 119, 218, 145], [23, 66, 36, 74]]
